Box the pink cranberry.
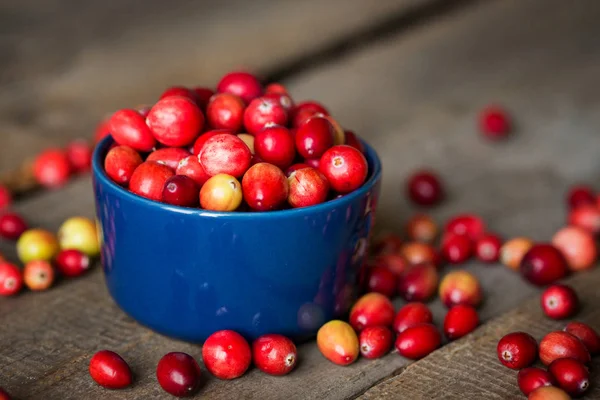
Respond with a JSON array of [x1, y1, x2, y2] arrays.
[[202, 330, 252, 380], [216, 71, 263, 104], [290, 101, 329, 127], [344, 130, 365, 153], [199, 133, 252, 178], [568, 204, 600, 234], [520, 244, 569, 286], [192, 129, 233, 155], [33, 148, 72, 188], [254, 125, 296, 169], [104, 145, 143, 186], [395, 323, 441, 360], [365, 266, 397, 298], [146, 147, 191, 170], [159, 86, 198, 103], [552, 226, 597, 271], [242, 163, 289, 211], [252, 334, 297, 376], [564, 322, 600, 355], [176, 155, 210, 187], [129, 161, 175, 201], [108, 109, 156, 152], [193, 87, 215, 111], [548, 358, 590, 397], [541, 284, 578, 320], [443, 305, 479, 340], [206, 93, 245, 132], [285, 163, 310, 177], [0, 262, 23, 296], [89, 350, 133, 390], [566, 185, 595, 209], [479, 106, 511, 140], [497, 332, 538, 369], [264, 92, 294, 112], [359, 326, 393, 359], [55, 249, 90, 277], [156, 352, 202, 397], [475, 233, 502, 263], [147, 96, 204, 147], [243, 97, 288, 135], [0, 185, 11, 209], [295, 116, 334, 159], [517, 367, 556, 396], [66, 139, 93, 173], [539, 331, 591, 366], [406, 170, 444, 207], [162, 175, 199, 207], [441, 233, 473, 264], [287, 167, 329, 208], [319, 145, 368, 193], [393, 302, 433, 334], [0, 212, 28, 240]]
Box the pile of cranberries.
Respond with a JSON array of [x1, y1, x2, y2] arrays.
[[101, 72, 369, 211]]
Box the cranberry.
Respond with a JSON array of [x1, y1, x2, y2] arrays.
[[319, 145, 368, 193], [520, 244, 569, 286], [565, 322, 600, 355], [147, 96, 204, 147], [349, 292, 395, 331], [17, 229, 59, 263], [108, 109, 156, 152], [216, 71, 263, 104], [444, 214, 485, 242], [400, 242, 440, 268], [552, 226, 597, 271], [287, 167, 329, 208], [290, 101, 329, 127], [33, 148, 72, 188], [255, 125, 295, 169], [344, 130, 365, 153], [159, 86, 198, 102], [193, 87, 215, 111], [192, 129, 233, 155], [439, 270, 482, 308], [443, 305, 479, 340], [374, 254, 408, 276], [478, 106, 511, 140], [475, 233, 502, 263], [500, 237, 534, 270], [176, 155, 210, 187], [0, 212, 28, 240], [146, 147, 191, 170], [206, 93, 245, 132], [162, 175, 199, 207], [441, 233, 473, 264], [58, 217, 98, 259], [395, 323, 441, 360], [244, 97, 288, 135], [406, 170, 444, 207], [66, 139, 93, 173], [568, 204, 600, 234], [528, 386, 571, 400], [237, 133, 255, 154], [359, 326, 393, 359], [23, 260, 54, 291], [252, 334, 297, 376], [397, 263, 439, 302], [405, 214, 438, 243], [202, 330, 252, 380], [317, 320, 359, 366], [548, 358, 590, 397], [517, 367, 556, 396], [295, 116, 334, 159], [303, 157, 320, 169], [104, 145, 143, 186], [129, 161, 175, 202], [0, 185, 11, 209], [199, 133, 251, 178], [566, 185, 595, 209], [242, 163, 289, 211], [89, 350, 132, 389], [541, 284, 579, 319], [55, 249, 90, 277], [393, 302, 433, 334], [372, 233, 403, 256], [156, 352, 202, 397], [199, 174, 242, 211], [265, 83, 288, 95], [0, 262, 23, 296], [285, 163, 310, 177], [497, 332, 538, 369], [264, 92, 294, 113], [539, 331, 591, 366], [365, 266, 396, 297]]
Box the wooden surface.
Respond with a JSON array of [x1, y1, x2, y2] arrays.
[[1, 0, 600, 399]]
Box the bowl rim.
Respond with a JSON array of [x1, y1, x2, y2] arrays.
[[92, 135, 382, 218]]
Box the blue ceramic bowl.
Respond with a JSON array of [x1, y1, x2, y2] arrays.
[[92, 136, 382, 343]]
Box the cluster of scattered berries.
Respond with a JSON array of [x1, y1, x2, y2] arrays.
[[32, 139, 93, 189]]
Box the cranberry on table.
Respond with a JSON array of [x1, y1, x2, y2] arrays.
[[400, 242, 440, 268], [478, 105, 511, 140], [162, 175, 199, 207], [216, 71, 263, 104], [497, 331, 538, 369], [541, 284, 579, 320], [316, 320, 359, 366], [58, 216, 100, 258], [406, 170, 444, 207], [444, 214, 485, 242], [55, 249, 90, 278], [33, 148, 72, 188], [359, 326, 393, 359], [551, 226, 597, 271], [566, 185, 595, 209], [528, 386, 571, 400], [129, 161, 175, 202], [0, 262, 23, 297], [285, 163, 310, 177], [176, 155, 211, 187], [0, 212, 28, 240], [242, 163, 289, 211], [397, 263, 439, 302], [193, 87, 215, 111], [146, 147, 191, 171], [349, 292, 395, 331], [405, 214, 438, 243], [564, 322, 600, 355], [199, 133, 252, 178], [17, 229, 59, 263], [539, 331, 591, 366], [287, 167, 329, 208], [438, 270, 482, 308], [108, 108, 156, 152], [295, 116, 334, 159], [568, 204, 600, 234], [147, 96, 205, 147], [290, 101, 329, 128], [243, 97, 288, 135], [441, 233, 473, 264], [548, 358, 590, 397], [500, 237, 533, 270], [104, 145, 143, 186], [0, 185, 11, 209], [374, 253, 408, 276], [393, 302, 433, 334], [443, 305, 479, 340], [202, 330, 252, 380], [66, 139, 93, 173], [255, 125, 296, 169], [23, 260, 55, 291], [156, 352, 202, 397], [395, 323, 441, 360], [475, 233, 502, 263], [199, 174, 242, 211], [365, 266, 397, 297], [517, 367, 556, 396], [252, 334, 298, 376], [206, 93, 246, 132], [89, 350, 133, 390], [319, 145, 368, 193], [520, 244, 569, 286], [192, 129, 233, 155], [159, 86, 198, 102], [344, 130, 365, 153]]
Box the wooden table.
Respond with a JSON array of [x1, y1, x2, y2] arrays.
[[1, 0, 600, 398]]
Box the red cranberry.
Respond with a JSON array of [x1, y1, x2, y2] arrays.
[[541, 284, 579, 320], [216, 71, 263, 104], [568, 205, 600, 235], [497, 332, 538, 369], [108, 109, 156, 152], [206, 93, 245, 132], [443, 305, 479, 340], [566, 185, 595, 209], [55, 249, 90, 277], [475, 233, 502, 263], [344, 130, 365, 153], [199, 133, 251, 178], [441, 233, 473, 264], [319, 145, 368, 193], [295, 116, 334, 159], [397, 263, 439, 302], [159, 86, 198, 103], [400, 242, 440, 268], [349, 292, 395, 331], [479, 106, 510, 140], [518, 367, 556, 396], [365, 266, 396, 297], [264, 92, 294, 112], [33, 148, 72, 188], [444, 214, 485, 242], [520, 244, 569, 286], [252, 334, 297, 376], [243, 97, 288, 135], [539, 331, 590, 366], [374, 254, 408, 276], [265, 83, 289, 95], [359, 326, 393, 359], [176, 155, 210, 187], [202, 330, 252, 380], [290, 101, 329, 128], [104, 145, 143, 186], [548, 358, 590, 397], [564, 322, 600, 355], [393, 302, 433, 334], [192, 129, 233, 155], [285, 163, 310, 177], [255, 125, 296, 169], [156, 352, 202, 397], [395, 323, 441, 360], [0, 185, 11, 209], [287, 167, 329, 208], [406, 170, 444, 207], [89, 350, 132, 389], [405, 214, 438, 243], [146, 147, 191, 170], [552, 226, 597, 271], [439, 270, 482, 308], [129, 161, 175, 201], [147, 96, 204, 147], [66, 139, 93, 173], [0, 212, 27, 240], [162, 175, 199, 207], [0, 262, 23, 296], [304, 158, 320, 169], [193, 87, 215, 111], [242, 163, 288, 211]]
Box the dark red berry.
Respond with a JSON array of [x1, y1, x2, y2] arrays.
[[89, 350, 132, 389], [206, 93, 245, 132], [397, 263, 439, 302], [497, 332, 538, 369], [202, 330, 251, 380], [104, 145, 143, 186], [520, 244, 569, 286], [395, 323, 441, 360], [193, 87, 215, 111], [344, 130, 365, 153], [319, 145, 368, 194], [33, 148, 72, 188], [0, 212, 28, 240], [443, 305, 479, 340], [479, 106, 510, 140], [475, 233, 502, 263], [162, 175, 199, 207], [393, 302, 433, 334], [441, 233, 473, 264], [295, 116, 334, 159], [55, 249, 90, 277], [285, 163, 310, 177], [564, 322, 600, 355], [0, 262, 23, 296], [252, 334, 297, 376], [129, 161, 175, 201], [216, 71, 263, 104], [548, 358, 590, 397], [156, 352, 202, 397], [66, 139, 93, 173], [290, 101, 329, 128], [541, 284, 579, 320], [359, 326, 393, 359], [566, 185, 595, 210], [517, 367, 556, 396], [108, 109, 156, 152], [365, 266, 397, 297], [242, 163, 289, 211], [147, 96, 204, 147], [407, 170, 444, 207], [255, 125, 296, 169]]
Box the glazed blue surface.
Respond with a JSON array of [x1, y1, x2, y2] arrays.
[[92, 136, 382, 343]]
